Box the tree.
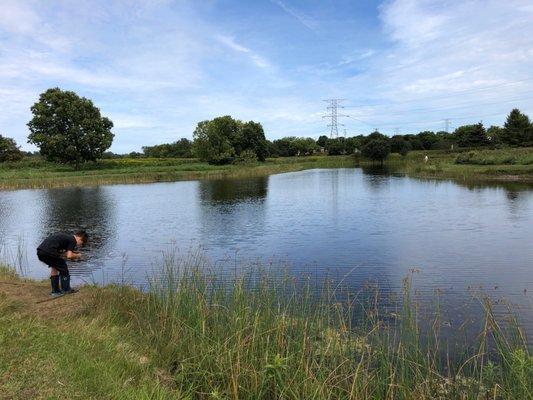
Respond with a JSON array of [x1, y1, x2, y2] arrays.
[[501, 109, 533, 146], [416, 131, 438, 150], [390, 136, 411, 156], [317, 135, 328, 148], [192, 116, 268, 164], [326, 137, 346, 155], [27, 88, 114, 167], [361, 139, 391, 164], [453, 123, 488, 147], [0, 134, 24, 162], [143, 138, 193, 158], [237, 121, 268, 161], [193, 118, 236, 164]]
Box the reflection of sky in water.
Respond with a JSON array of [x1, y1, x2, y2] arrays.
[[0, 169, 532, 339]]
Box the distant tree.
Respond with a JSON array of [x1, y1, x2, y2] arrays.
[[416, 131, 438, 150], [192, 116, 267, 164], [143, 138, 193, 158], [237, 121, 268, 161], [326, 137, 346, 155], [365, 131, 388, 144], [193, 117, 237, 164], [0, 134, 24, 162], [501, 109, 533, 146], [453, 123, 488, 147], [345, 136, 363, 154], [317, 135, 328, 148], [486, 126, 503, 144], [27, 88, 114, 168], [362, 139, 391, 164], [390, 136, 411, 156]]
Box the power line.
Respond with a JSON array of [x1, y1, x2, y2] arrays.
[[323, 99, 349, 138]]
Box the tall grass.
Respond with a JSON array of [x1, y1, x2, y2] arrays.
[[0, 156, 355, 189], [89, 256, 532, 399]]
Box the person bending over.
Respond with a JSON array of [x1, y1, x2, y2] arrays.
[[37, 231, 88, 296]]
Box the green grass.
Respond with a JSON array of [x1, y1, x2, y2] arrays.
[[1, 148, 532, 190], [376, 148, 533, 183], [0, 156, 355, 189], [1, 259, 531, 399]]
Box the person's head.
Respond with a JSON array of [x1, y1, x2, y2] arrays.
[[74, 230, 88, 246]]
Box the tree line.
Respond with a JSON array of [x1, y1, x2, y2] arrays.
[[1, 88, 532, 166]]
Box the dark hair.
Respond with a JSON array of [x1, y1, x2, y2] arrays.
[[74, 230, 88, 244]]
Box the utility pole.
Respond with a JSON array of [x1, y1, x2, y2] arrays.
[[323, 99, 348, 138]]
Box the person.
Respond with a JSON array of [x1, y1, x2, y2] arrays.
[[37, 230, 88, 296]]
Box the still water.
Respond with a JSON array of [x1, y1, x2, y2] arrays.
[[1, 168, 532, 337]]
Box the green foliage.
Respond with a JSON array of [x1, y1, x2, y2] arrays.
[[192, 116, 268, 164], [417, 131, 439, 150], [142, 138, 193, 158], [391, 136, 412, 156], [0, 135, 23, 162], [233, 149, 258, 165], [453, 122, 489, 147], [270, 137, 318, 157], [27, 87, 114, 167], [326, 137, 346, 155], [362, 138, 391, 163], [317, 135, 328, 148], [238, 121, 268, 161], [501, 108, 533, 146], [454, 148, 533, 165]]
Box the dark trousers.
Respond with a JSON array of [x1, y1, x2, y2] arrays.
[[37, 250, 69, 276]]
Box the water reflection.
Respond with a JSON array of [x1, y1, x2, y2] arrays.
[[37, 187, 117, 277], [197, 177, 269, 257], [199, 176, 268, 205]]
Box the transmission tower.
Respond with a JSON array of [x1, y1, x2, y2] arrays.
[[444, 118, 451, 133], [323, 99, 348, 138]]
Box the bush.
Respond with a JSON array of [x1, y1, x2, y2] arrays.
[[233, 149, 258, 165]]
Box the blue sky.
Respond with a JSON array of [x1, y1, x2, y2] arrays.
[[1, 0, 532, 153]]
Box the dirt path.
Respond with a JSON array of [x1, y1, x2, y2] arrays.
[[0, 277, 90, 318]]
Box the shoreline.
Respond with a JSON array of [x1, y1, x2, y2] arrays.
[[1, 264, 531, 399], [1, 151, 532, 190]]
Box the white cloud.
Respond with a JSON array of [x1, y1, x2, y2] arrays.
[[215, 34, 271, 69], [270, 0, 319, 31]]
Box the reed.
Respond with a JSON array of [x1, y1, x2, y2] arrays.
[[87, 256, 532, 399]]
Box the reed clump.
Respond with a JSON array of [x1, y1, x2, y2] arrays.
[[88, 258, 532, 400]]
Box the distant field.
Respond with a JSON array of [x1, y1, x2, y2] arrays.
[[0, 148, 532, 189], [0, 155, 355, 189]]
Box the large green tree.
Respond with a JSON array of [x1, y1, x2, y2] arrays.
[[361, 139, 391, 164], [27, 88, 114, 167], [501, 109, 533, 146], [0, 134, 24, 162], [453, 123, 488, 147], [237, 121, 268, 162]]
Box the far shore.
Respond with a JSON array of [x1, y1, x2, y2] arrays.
[[1, 148, 532, 190]]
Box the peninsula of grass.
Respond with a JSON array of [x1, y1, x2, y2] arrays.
[[0, 155, 356, 190], [0, 147, 532, 190], [377, 148, 533, 183], [1, 261, 531, 400]]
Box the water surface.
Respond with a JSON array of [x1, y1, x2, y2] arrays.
[[1, 168, 532, 339]]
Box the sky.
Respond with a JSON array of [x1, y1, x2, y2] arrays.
[[1, 0, 532, 153]]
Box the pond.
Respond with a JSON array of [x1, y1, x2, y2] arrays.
[[1, 168, 532, 340]]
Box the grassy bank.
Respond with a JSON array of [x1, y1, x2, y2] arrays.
[[0, 156, 355, 190], [1, 262, 531, 399], [376, 148, 533, 183], [0, 148, 532, 190]]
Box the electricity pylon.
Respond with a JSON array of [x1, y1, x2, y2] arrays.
[[323, 99, 348, 138]]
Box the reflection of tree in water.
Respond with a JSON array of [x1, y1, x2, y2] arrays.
[[197, 177, 269, 252], [38, 187, 117, 277], [199, 177, 268, 205], [360, 165, 392, 191]]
